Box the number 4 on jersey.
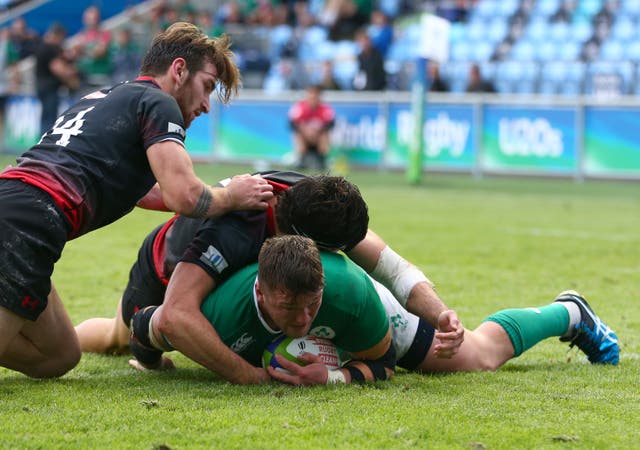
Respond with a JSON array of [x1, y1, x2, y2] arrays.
[[45, 106, 95, 147]]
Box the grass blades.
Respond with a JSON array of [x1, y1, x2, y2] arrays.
[[1, 158, 638, 449]]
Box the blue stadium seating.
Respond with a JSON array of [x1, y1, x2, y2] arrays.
[[585, 60, 634, 95], [539, 61, 586, 96], [495, 61, 539, 94], [533, 0, 562, 18], [599, 40, 625, 61], [610, 17, 636, 41]]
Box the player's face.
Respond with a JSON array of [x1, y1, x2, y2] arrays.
[[258, 284, 323, 338], [175, 62, 216, 128]]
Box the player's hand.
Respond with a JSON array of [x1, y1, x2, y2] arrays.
[[267, 353, 328, 386], [224, 174, 273, 211], [249, 366, 272, 384], [434, 310, 465, 359], [128, 356, 176, 371]]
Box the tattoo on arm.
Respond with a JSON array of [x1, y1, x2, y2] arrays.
[[191, 184, 212, 217]]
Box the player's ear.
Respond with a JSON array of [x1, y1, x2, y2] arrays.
[[172, 58, 188, 85], [255, 281, 265, 303]]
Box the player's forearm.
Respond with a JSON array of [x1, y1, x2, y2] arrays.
[[157, 310, 264, 385], [406, 281, 449, 329]]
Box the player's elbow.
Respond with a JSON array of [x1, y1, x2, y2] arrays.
[[153, 305, 182, 343]]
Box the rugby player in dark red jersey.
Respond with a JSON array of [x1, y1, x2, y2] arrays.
[[76, 174, 465, 385], [0, 23, 273, 378]]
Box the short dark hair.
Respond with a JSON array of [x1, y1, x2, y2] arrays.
[[139, 22, 240, 104], [258, 235, 324, 295], [276, 176, 369, 252]]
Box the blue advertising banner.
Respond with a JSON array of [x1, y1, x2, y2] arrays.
[[330, 102, 385, 166], [386, 102, 476, 170], [482, 105, 578, 174], [584, 107, 640, 177], [185, 113, 214, 158], [215, 101, 292, 162]]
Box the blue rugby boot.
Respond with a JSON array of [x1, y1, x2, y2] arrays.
[[554, 290, 619, 365]]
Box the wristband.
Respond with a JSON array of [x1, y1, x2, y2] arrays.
[[326, 369, 347, 384]]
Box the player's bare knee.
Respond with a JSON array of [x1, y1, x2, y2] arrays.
[[23, 348, 81, 378]]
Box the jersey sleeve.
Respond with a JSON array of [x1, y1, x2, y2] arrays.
[[137, 87, 186, 150], [333, 282, 389, 354], [180, 211, 268, 285], [317, 254, 390, 354]]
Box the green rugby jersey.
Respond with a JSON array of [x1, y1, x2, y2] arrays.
[[200, 252, 389, 366]]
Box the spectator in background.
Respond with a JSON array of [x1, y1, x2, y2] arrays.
[[368, 9, 393, 58], [196, 10, 223, 37], [34, 23, 79, 135], [109, 28, 143, 84], [320, 0, 371, 41], [428, 61, 449, 92], [74, 5, 112, 91], [436, 0, 470, 23], [288, 85, 336, 170], [263, 58, 306, 93], [8, 16, 39, 60], [217, 1, 246, 26], [160, 6, 180, 30], [353, 28, 386, 91], [465, 63, 496, 93], [318, 60, 341, 91]]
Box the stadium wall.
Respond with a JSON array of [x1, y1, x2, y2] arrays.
[[4, 90, 640, 180]]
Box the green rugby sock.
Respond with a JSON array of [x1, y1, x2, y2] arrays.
[[483, 304, 570, 357]]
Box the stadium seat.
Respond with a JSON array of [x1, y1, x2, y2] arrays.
[[269, 24, 293, 60], [525, 18, 548, 42], [539, 61, 586, 96], [557, 40, 582, 61], [472, 41, 495, 62], [496, 0, 520, 17], [297, 26, 329, 61], [487, 18, 509, 43], [450, 40, 472, 61], [619, 0, 640, 18], [585, 60, 634, 96], [536, 40, 558, 61], [625, 40, 640, 60], [574, 0, 603, 19], [386, 42, 415, 62], [571, 20, 594, 43], [548, 23, 570, 42], [533, 0, 561, 18], [495, 61, 539, 94], [599, 40, 625, 61], [333, 60, 358, 90], [610, 17, 637, 42], [465, 18, 487, 42], [472, 0, 499, 21], [440, 61, 471, 93], [510, 40, 536, 61], [448, 22, 466, 44]]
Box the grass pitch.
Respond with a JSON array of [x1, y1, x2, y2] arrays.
[[1, 158, 638, 449]]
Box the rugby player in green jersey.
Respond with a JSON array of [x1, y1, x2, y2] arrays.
[[130, 232, 619, 383], [131, 235, 396, 385]]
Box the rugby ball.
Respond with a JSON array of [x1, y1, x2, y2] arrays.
[[262, 335, 341, 372]]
